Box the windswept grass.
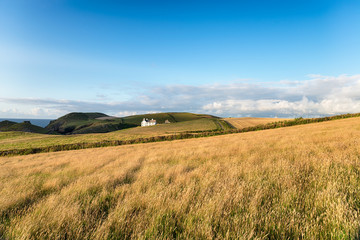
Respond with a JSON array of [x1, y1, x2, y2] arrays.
[[1, 117, 360, 239], [224, 117, 291, 129]]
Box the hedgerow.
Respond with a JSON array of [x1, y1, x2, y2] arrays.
[[1, 113, 360, 157]]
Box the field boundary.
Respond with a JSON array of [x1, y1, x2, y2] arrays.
[[1, 113, 360, 157]]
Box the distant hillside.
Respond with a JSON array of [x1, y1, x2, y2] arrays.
[[224, 117, 292, 129], [49, 112, 108, 124], [46, 112, 219, 135], [121, 112, 219, 126], [0, 120, 17, 129], [45, 112, 135, 134], [0, 120, 47, 134]]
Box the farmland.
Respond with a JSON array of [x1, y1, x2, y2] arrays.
[[45, 112, 219, 134], [0, 118, 219, 152], [1, 117, 360, 239], [224, 117, 291, 129]]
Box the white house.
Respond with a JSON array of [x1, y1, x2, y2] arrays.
[[141, 118, 157, 127]]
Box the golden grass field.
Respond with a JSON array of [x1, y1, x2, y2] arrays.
[[0, 118, 217, 151], [1, 117, 360, 239], [224, 117, 291, 129]]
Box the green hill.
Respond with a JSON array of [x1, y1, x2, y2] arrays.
[[0, 120, 17, 129], [122, 112, 219, 125], [0, 121, 47, 134], [45, 112, 219, 135], [47, 112, 108, 128], [45, 112, 136, 134], [46, 112, 108, 133]]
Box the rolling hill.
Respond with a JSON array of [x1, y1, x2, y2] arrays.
[[121, 112, 218, 125], [45, 112, 220, 134], [0, 120, 47, 134], [1, 113, 358, 155], [0, 120, 17, 129], [1, 117, 360, 238], [45, 112, 132, 134], [0, 118, 220, 152]]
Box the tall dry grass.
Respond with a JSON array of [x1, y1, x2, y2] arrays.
[[224, 117, 291, 129], [1, 117, 360, 239]]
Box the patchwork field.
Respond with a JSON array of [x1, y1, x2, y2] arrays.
[[1, 117, 360, 239], [224, 117, 291, 129]]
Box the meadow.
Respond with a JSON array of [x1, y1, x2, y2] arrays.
[[224, 117, 290, 129], [0, 118, 218, 152], [1, 117, 360, 239]]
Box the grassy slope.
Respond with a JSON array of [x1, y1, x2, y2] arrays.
[[45, 112, 129, 134], [117, 118, 218, 135], [0, 118, 218, 151], [2, 117, 360, 238], [0, 121, 47, 134], [224, 117, 292, 129], [122, 112, 218, 125], [0, 121, 17, 129], [46, 112, 217, 134]]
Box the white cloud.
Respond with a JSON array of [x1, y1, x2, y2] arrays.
[[1, 74, 360, 118], [115, 111, 140, 117], [30, 108, 45, 116]]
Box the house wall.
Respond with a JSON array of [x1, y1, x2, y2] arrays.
[[141, 120, 156, 127]]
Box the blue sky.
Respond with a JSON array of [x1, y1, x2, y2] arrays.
[[1, 0, 360, 118]]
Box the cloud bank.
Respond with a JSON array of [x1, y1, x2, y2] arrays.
[[1, 74, 360, 118]]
